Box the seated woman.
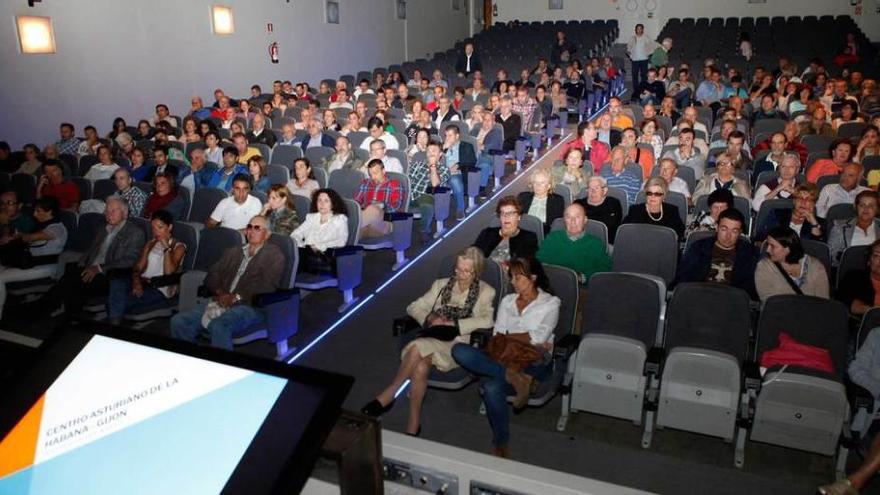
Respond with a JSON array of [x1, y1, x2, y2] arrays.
[[107, 209, 187, 324], [142, 173, 187, 220], [838, 239, 880, 317], [286, 158, 320, 199], [829, 190, 880, 265], [550, 148, 590, 199], [517, 169, 564, 235], [622, 177, 686, 239], [686, 188, 733, 237], [575, 176, 622, 243], [755, 226, 829, 303], [451, 257, 560, 458], [83, 145, 120, 181], [261, 184, 300, 236], [692, 152, 750, 204], [361, 247, 496, 435], [0, 197, 68, 320], [247, 156, 271, 194], [473, 196, 539, 268], [290, 188, 348, 274], [128, 146, 154, 182]]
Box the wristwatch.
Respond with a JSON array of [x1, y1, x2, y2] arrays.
[[233, 293, 242, 304]]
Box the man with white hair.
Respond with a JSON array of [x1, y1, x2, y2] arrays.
[[246, 113, 276, 148], [650, 38, 673, 69]]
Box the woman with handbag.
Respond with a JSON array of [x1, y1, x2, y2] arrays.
[[451, 257, 560, 458], [755, 226, 829, 303], [0, 196, 67, 319], [106, 209, 186, 324], [361, 247, 495, 436]]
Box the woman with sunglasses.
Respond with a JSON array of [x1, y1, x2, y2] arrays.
[[622, 176, 685, 239]]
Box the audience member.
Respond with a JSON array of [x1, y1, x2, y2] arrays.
[[0, 191, 36, 237], [128, 146, 154, 182], [207, 146, 248, 192], [473, 196, 538, 267], [676, 208, 757, 296], [171, 215, 283, 350], [517, 169, 564, 235], [622, 176, 685, 239], [816, 163, 869, 218], [354, 159, 403, 238], [323, 135, 363, 174], [658, 158, 691, 200], [807, 138, 853, 183], [560, 121, 610, 174], [182, 148, 217, 192], [82, 145, 120, 181], [56, 123, 81, 156], [693, 152, 751, 202], [15, 143, 42, 175], [687, 188, 734, 236], [495, 98, 522, 152], [537, 203, 611, 284], [409, 142, 451, 239], [551, 148, 590, 199], [600, 147, 643, 205], [442, 124, 474, 219], [755, 226, 829, 302], [829, 190, 880, 264], [754, 183, 823, 241], [752, 152, 801, 212], [362, 247, 495, 435], [206, 174, 262, 232], [143, 173, 187, 220], [37, 160, 80, 211], [291, 188, 349, 274], [112, 168, 148, 218], [368, 139, 404, 174], [247, 156, 271, 194]]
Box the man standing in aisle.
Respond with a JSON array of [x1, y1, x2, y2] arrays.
[[627, 24, 655, 100]]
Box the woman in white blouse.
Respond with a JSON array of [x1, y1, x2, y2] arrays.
[[452, 257, 560, 458], [83, 145, 120, 181], [290, 188, 348, 274]]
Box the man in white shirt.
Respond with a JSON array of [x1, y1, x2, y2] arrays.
[[626, 24, 655, 99], [360, 117, 400, 151], [368, 139, 403, 175], [816, 163, 869, 218], [206, 174, 263, 232], [150, 104, 177, 128], [329, 88, 354, 110]]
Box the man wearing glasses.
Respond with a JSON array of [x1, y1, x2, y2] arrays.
[[171, 215, 284, 350], [206, 174, 263, 232]]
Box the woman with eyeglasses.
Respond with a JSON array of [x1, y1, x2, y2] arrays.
[[829, 190, 880, 265], [755, 226, 829, 303], [361, 247, 496, 436], [622, 176, 686, 239], [692, 152, 751, 203], [106, 209, 186, 324], [473, 196, 539, 268]]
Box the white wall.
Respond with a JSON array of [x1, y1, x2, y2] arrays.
[[492, 0, 880, 45], [0, 0, 470, 148]]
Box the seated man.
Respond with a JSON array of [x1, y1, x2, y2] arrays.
[[144, 144, 181, 182], [170, 215, 284, 350], [232, 132, 261, 165], [299, 119, 335, 148], [181, 148, 217, 193], [662, 127, 706, 178], [442, 124, 474, 219], [0, 191, 36, 237], [675, 208, 757, 298], [367, 139, 403, 174], [323, 135, 363, 173], [536, 203, 611, 284], [206, 146, 248, 192], [409, 142, 450, 240], [111, 168, 148, 218], [751, 132, 789, 184], [360, 117, 400, 151], [473, 111, 504, 195], [246, 113, 277, 148], [635, 68, 666, 106], [816, 163, 869, 218], [607, 97, 633, 129], [354, 159, 404, 238], [37, 159, 81, 211], [206, 174, 263, 232], [35, 196, 145, 319], [753, 152, 801, 212], [754, 183, 824, 242], [599, 146, 643, 205], [495, 98, 522, 153]]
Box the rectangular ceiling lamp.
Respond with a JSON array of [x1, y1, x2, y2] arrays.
[[212, 5, 234, 34], [16, 16, 56, 54]]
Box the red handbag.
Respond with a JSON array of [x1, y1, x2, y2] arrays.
[[759, 332, 835, 374]]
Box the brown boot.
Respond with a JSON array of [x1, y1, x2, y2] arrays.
[[505, 368, 532, 409], [492, 445, 510, 458]]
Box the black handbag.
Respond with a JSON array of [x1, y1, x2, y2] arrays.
[[0, 239, 34, 269]]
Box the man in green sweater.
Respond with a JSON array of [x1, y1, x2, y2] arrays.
[[537, 203, 611, 285], [650, 38, 673, 69]]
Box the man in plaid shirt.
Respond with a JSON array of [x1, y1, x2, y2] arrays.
[[354, 159, 404, 237], [55, 123, 81, 156], [409, 142, 451, 239]]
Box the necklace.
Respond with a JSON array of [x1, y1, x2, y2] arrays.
[[647, 204, 664, 222]]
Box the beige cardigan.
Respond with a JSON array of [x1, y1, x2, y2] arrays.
[[754, 256, 830, 303], [406, 278, 495, 335]]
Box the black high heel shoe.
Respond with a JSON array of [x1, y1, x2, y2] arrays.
[[405, 426, 421, 437], [360, 399, 394, 417]]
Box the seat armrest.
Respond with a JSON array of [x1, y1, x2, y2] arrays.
[[644, 346, 665, 375], [384, 211, 414, 221], [743, 360, 762, 392], [846, 378, 875, 413], [327, 245, 364, 256], [488, 149, 506, 156], [469, 328, 493, 348], [253, 288, 299, 308], [393, 316, 420, 337], [553, 334, 581, 360]]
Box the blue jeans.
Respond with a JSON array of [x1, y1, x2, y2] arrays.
[[411, 195, 435, 234], [631, 60, 649, 93], [673, 87, 691, 108], [449, 174, 465, 213], [171, 304, 266, 350], [107, 279, 171, 319], [451, 343, 550, 448], [475, 155, 493, 188]]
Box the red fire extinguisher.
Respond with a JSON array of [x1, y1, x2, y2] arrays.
[[269, 42, 279, 64]]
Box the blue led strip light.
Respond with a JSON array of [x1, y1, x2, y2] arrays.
[[288, 89, 626, 365]]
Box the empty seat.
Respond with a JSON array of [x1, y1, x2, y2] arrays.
[[612, 224, 679, 284], [188, 188, 228, 224]]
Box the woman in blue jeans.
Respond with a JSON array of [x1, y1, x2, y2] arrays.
[[451, 257, 560, 458], [107, 209, 186, 324]]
